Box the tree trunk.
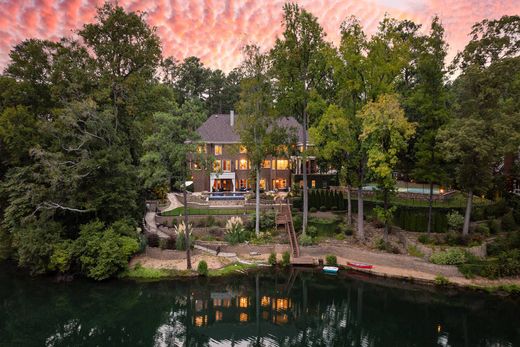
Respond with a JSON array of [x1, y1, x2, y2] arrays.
[[383, 189, 389, 243], [346, 185, 352, 226], [427, 181, 434, 234], [255, 166, 260, 236], [357, 188, 364, 240], [183, 188, 191, 270], [462, 190, 473, 236], [302, 110, 309, 236]]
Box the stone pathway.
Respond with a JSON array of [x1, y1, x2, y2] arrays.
[[145, 212, 169, 239], [161, 193, 183, 213]]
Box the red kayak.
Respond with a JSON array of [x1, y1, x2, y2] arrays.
[[347, 262, 373, 270]]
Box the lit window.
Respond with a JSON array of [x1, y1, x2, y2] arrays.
[[214, 145, 222, 155], [262, 160, 271, 168], [311, 180, 316, 188], [192, 161, 200, 170], [239, 297, 249, 308], [261, 296, 271, 307], [239, 145, 247, 153], [222, 299, 231, 308], [276, 298, 290, 310], [239, 312, 248, 322], [215, 311, 223, 321], [239, 159, 249, 170], [222, 160, 231, 172], [259, 179, 266, 190], [196, 145, 206, 153], [272, 159, 275, 169], [213, 299, 222, 307], [276, 160, 289, 170], [194, 315, 206, 327], [213, 160, 221, 172]]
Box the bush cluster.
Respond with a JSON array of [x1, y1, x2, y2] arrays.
[[281, 251, 291, 266], [268, 252, 277, 266], [325, 254, 337, 266], [197, 260, 208, 276], [429, 248, 467, 265]]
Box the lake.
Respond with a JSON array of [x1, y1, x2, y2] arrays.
[[0, 263, 519, 346]]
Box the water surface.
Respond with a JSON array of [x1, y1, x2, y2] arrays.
[[0, 264, 518, 346]]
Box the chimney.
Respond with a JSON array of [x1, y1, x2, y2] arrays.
[[230, 110, 235, 127]]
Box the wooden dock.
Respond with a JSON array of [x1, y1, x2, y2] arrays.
[[290, 256, 316, 266]]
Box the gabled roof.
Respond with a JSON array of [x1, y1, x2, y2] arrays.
[[196, 113, 306, 144]]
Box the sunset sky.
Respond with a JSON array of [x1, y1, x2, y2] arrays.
[[0, 0, 519, 72]]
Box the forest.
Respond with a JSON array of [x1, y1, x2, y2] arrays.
[[0, 2, 518, 279]]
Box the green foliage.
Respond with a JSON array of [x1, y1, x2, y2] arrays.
[[268, 252, 277, 266], [49, 240, 74, 274], [299, 234, 315, 246], [319, 205, 327, 212], [307, 226, 318, 238], [281, 251, 291, 267], [407, 245, 424, 258], [434, 275, 450, 286], [430, 248, 467, 265], [418, 234, 431, 244], [309, 207, 317, 213], [489, 219, 502, 234], [325, 254, 338, 266], [12, 220, 62, 275], [501, 211, 517, 231], [197, 260, 208, 276], [487, 231, 520, 256], [0, 227, 12, 262], [474, 223, 490, 236], [225, 217, 249, 245], [446, 211, 464, 231]]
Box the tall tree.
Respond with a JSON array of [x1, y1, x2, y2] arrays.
[[237, 45, 292, 236], [358, 94, 416, 241], [310, 104, 357, 225], [407, 17, 450, 234], [271, 3, 330, 235]]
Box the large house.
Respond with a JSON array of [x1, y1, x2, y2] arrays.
[[189, 112, 336, 192]]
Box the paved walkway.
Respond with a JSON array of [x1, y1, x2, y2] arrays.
[[145, 211, 169, 239], [161, 193, 183, 213]]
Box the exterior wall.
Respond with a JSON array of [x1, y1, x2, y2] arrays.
[[190, 143, 294, 192]]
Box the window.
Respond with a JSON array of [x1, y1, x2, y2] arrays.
[[239, 145, 247, 153], [259, 179, 266, 190], [262, 160, 271, 168], [311, 180, 316, 188], [214, 145, 222, 155], [222, 160, 231, 172], [196, 145, 206, 153], [276, 159, 289, 170], [239, 159, 249, 170], [239, 179, 249, 189], [213, 160, 221, 172]]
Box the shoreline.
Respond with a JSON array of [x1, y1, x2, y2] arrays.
[[125, 244, 520, 295]]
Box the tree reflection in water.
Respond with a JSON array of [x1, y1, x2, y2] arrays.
[[0, 264, 519, 346]]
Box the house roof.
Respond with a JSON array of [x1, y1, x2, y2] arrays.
[[196, 113, 307, 144]]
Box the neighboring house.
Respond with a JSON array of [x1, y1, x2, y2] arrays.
[[189, 112, 337, 192]]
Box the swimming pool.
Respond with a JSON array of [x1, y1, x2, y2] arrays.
[[208, 192, 246, 200], [363, 185, 441, 195]]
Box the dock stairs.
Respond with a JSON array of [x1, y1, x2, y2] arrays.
[[276, 201, 300, 258]]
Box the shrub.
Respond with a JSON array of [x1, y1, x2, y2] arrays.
[[319, 205, 327, 212], [474, 223, 490, 236], [205, 215, 217, 227], [208, 226, 223, 237], [259, 212, 276, 231], [325, 254, 337, 266], [434, 275, 450, 286], [331, 206, 338, 211], [447, 211, 464, 231], [418, 234, 431, 244], [281, 251, 291, 266], [407, 245, 424, 258], [307, 226, 318, 238], [225, 216, 249, 245], [488, 231, 520, 256], [159, 238, 168, 250], [268, 252, 277, 266], [334, 233, 346, 241], [175, 222, 193, 251], [496, 249, 520, 277], [197, 260, 208, 276], [49, 240, 74, 273], [488, 219, 502, 234], [501, 211, 517, 231], [299, 234, 315, 246], [430, 248, 467, 265], [309, 207, 317, 213]]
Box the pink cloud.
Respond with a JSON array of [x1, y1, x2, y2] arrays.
[[0, 0, 519, 73]]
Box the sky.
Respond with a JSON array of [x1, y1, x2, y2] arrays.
[[0, 0, 519, 73]]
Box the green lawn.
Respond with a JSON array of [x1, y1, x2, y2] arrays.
[[355, 191, 491, 209], [161, 207, 255, 216]]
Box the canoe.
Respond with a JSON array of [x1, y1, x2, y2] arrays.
[[347, 262, 373, 270], [323, 266, 339, 274]]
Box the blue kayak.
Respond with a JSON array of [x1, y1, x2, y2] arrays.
[[323, 266, 339, 274]]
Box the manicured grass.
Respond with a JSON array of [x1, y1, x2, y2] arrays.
[[161, 207, 254, 216], [353, 191, 491, 209], [121, 266, 194, 279], [208, 262, 257, 277]]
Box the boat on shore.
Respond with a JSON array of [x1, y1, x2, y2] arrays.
[[347, 262, 373, 270], [323, 266, 339, 274]]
